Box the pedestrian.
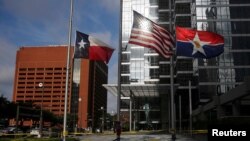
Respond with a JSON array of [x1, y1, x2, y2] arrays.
[[113, 121, 121, 141]]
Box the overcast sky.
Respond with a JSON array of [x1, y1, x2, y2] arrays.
[[0, 0, 119, 113]]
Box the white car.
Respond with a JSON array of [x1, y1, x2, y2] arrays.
[[30, 128, 40, 136]]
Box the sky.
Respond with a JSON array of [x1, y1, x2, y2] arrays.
[[0, 0, 119, 113]]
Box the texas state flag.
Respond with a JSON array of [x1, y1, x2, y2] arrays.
[[176, 26, 224, 59], [74, 31, 114, 64]]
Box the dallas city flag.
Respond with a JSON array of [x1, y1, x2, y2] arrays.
[[176, 26, 224, 59], [128, 11, 175, 58], [74, 31, 114, 64]]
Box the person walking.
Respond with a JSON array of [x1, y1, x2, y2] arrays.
[[113, 121, 121, 141]]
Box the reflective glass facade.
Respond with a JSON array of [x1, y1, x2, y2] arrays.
[[122, 0, 161, 85], [121, 0, 173, 130], [196, 0, 250, 99], [70, 60, 108, 130], [119, 0, 250, 131]]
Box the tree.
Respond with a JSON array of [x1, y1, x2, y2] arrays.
[[0, 95, 9, 119], [0, 95, 63, 128]]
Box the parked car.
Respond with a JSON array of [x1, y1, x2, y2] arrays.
[[30, 128, 56, 137], [2, 127, 23, 134], [30, 128, 40, 136]]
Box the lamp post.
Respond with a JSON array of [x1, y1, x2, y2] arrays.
[[101, 107, 104, 133], [110, 110, 115, 130], [78, 97, 82, 131], [38, 82, 44, 138]]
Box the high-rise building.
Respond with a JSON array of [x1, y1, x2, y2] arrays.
[[174, 0, 199, 129], [105, 0, 178, 130], [12, 46, 108, 130], [192, 0, 250, 121], [71, 59, 108, 130], [13, 46, 73, 116], [104, 0, 250, 131], [116, 0, 197, 130]]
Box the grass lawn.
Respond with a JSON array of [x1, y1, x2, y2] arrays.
[[0, 137, 79, 141]]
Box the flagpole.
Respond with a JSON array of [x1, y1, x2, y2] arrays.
[[63, 0, 73, 141], [169, 0, 176, 139], [117, 0, 123, 122]]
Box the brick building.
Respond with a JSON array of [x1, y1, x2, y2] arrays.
[[12, 45, 108, 130]]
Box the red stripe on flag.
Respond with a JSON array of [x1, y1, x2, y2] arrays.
[[129, 33, 171, 56], [128, 11, 175, 58], [89, 46, 114, 63]]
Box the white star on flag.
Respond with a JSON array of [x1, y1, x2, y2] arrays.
[[190, 32, 210, 56], [78, 39, 87, 49]]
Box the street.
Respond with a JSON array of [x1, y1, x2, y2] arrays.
[[75, 134, 206, 141]]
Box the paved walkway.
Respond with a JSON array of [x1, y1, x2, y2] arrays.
[[76, 134, 206, 141]]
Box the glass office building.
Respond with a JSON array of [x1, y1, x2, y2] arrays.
[[196, 0, 250, 98], [193, 0, 250, 120], [120, 0, 174, 130], [105, 0, 250, 131], [104, 0, 196, 130]]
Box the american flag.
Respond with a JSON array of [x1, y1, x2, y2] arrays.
[[128, 11, 175, 58]]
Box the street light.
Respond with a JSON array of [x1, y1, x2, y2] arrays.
[[100, 106, 105, 133], [110, 110, 115, 130], [78, 97, 82, 131], [38, 82, 44, 138]]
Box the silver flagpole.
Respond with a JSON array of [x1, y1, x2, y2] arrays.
[[169, 0, 176, 139], [189, 80, 192, 136], [63, 0, 73, 140], [117, 0, 123, 122]]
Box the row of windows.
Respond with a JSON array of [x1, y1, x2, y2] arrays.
[[16, 97, 64, 101], [197, 21, 250, 35], [198, 67, 250, 82], [158, 12, 170, 22], [18, 85, 64, 88], [19, 67, 66, 71], [175, 3, 191, 14], [16, 95, 63, 99], [176, 60, 193, 71], [196, 0, 249, 5], [122, 54, 159, 62], [18, 81, 65, 84], [19, 72, 65, 76], [16, 98, 64, 103], [175, 16, 192, 27], [158, 0, 169, 9], [18, 76, 66, 80], [121, 63, 170, 73], [17, 90, 65, 93]]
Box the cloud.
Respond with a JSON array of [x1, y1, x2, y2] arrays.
[[91, 32, 112, 46], [0, 0, 120, 110], [2, 0, 68, 22], [0, 65, 15, 85], [99, 0, 120, 13], [0, 38, 16, 100], [0, 0, 69, 100], [2, 0, 69, 45], [0, 66, 14, 100]]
